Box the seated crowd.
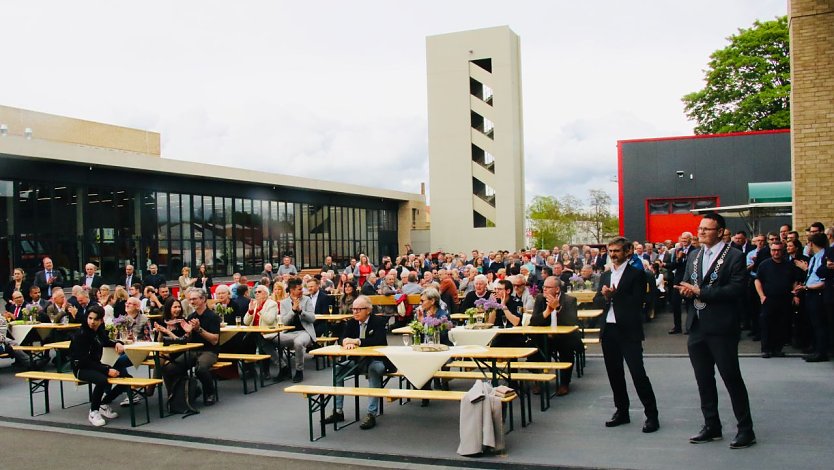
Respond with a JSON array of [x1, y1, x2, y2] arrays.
[[4, 220, 833, 428]]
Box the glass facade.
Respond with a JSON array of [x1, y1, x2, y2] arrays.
[[0, 168, 399, 286]]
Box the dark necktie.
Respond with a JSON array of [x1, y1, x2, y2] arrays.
[[14, 306, 21, 318]]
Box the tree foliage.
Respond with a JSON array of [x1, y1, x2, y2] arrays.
[[527, 195, 579, 249], [682, 16, 790, 134], [585, 189, 619, 243], [527, 190, 619, 248]]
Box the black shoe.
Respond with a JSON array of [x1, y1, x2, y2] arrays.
[[642, 417, 660, 433], [605, 411, 630, 427], [323, 410, 345, 424], [689, 425, 722, 444], [667, 328, 682, 335], [804, 354, 829, 363], [292, 371, 304, 383], [729, 431, 756, 449], [359, 413, 376, 430], [420, 399, 430, 407], [203, 394, 216, 406], [761, 352, 772, 358]]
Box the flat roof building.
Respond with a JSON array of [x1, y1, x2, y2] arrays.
[[0, 106, 426, 284]]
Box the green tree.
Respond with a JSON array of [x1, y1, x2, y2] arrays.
[[682, 16, 790, 134], [585, 189, 619, 243], [527, 195, 579, 249]]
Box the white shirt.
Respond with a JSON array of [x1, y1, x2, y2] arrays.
[[701, 241, 726, 278], [606, 262, 628, 323]]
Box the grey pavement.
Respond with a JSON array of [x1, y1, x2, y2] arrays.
[[0, 309, 831, 469]]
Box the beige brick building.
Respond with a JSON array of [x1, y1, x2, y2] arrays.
[[790, 0, 834, 229]]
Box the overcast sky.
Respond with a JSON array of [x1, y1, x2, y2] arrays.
[[1, 1, 787, 207]]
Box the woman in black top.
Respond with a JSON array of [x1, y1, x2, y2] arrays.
[[69, 305, 128, 427]]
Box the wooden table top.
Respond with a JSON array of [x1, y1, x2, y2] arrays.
[[309, 344, 537, 360]]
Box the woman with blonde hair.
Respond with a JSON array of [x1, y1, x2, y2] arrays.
[[271, 280, 288, 303], [178, 266, 196, 298], [112, 286, 128, 319]]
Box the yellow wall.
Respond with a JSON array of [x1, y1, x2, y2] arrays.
[[0, 105, 160, 156], [790, 0, 834, 229]]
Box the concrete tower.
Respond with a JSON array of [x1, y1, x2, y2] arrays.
[[426, 26, 525, 252]]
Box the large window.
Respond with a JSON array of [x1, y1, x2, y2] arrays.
[[5, 175, 399, 282]]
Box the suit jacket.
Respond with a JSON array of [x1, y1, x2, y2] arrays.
[[279, 295, 317, 341], [340, 314, 388, 347], [530, 292, 578, 328], [79, 275, 104, 291], [670, 246, 695, 284], [341, 314, 394, 371], [594, 264, 647, 342], [309, 291, 333, 315], [683, 244, 746, 336], [116, 272, 143, 288], [243, 298, 279, 338], [4, 280, 31, 311], [34, 269, 63, 295]]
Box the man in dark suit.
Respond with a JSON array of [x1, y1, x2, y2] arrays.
[[530, 277, 581, 396], [116, 264, 142, 288], [323, 295, 390, 430], [594, 237, 659, 433], [307, 277, 334, 337], [667, 232, 695, 334], [677, 212, 755, 449], [34, 257, 63, 298], [80, 263, 104, 297]]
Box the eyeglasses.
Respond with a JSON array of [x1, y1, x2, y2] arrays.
[[513, 284, 525, 287], [351, 307, 369, 312]]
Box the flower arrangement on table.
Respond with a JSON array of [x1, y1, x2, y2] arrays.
[[112, 315, 135, 342], [408, 315, 453, 349], [569, 274, 585, 291], [23, 307, 40, 324], [214, 303, 229, 320]]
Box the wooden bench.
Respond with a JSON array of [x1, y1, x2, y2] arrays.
[[218, 353, 271, 393], [387, 369, 556, 425], [12, 345, 53, 369], [284, 384, 517, 441], [15, 371, 162, 427], [447, 360, 572, 403]]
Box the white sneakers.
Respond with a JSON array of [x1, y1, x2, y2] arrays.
[[120, 395, 143, 407], [89, 404, 119, 426], [88, 410, 106, 427], [99, 404, 119, 419]]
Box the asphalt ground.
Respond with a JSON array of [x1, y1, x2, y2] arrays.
[[0, 309, 831, 469]]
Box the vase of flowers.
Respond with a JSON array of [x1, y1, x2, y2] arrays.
[[464, 307, 479, 325], [409, 316, 452, 347], [569, 274, 584, 291], [113, 315, 134, 343], [474, 298, 504, 322]]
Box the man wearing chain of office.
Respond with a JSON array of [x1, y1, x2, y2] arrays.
[[676, 212, 756, 449]]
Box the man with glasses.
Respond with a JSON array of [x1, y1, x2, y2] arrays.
[[677, 212, 755, 449], [530, 277, 580, 396], [278, 277, 316, 383], [323, 295, 390, 430], [510, 275, 535, 313]]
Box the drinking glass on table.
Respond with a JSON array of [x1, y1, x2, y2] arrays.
[[328, 305, 333, 315], [235, 316, 242, 327], [402, 333, 412, 346]]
